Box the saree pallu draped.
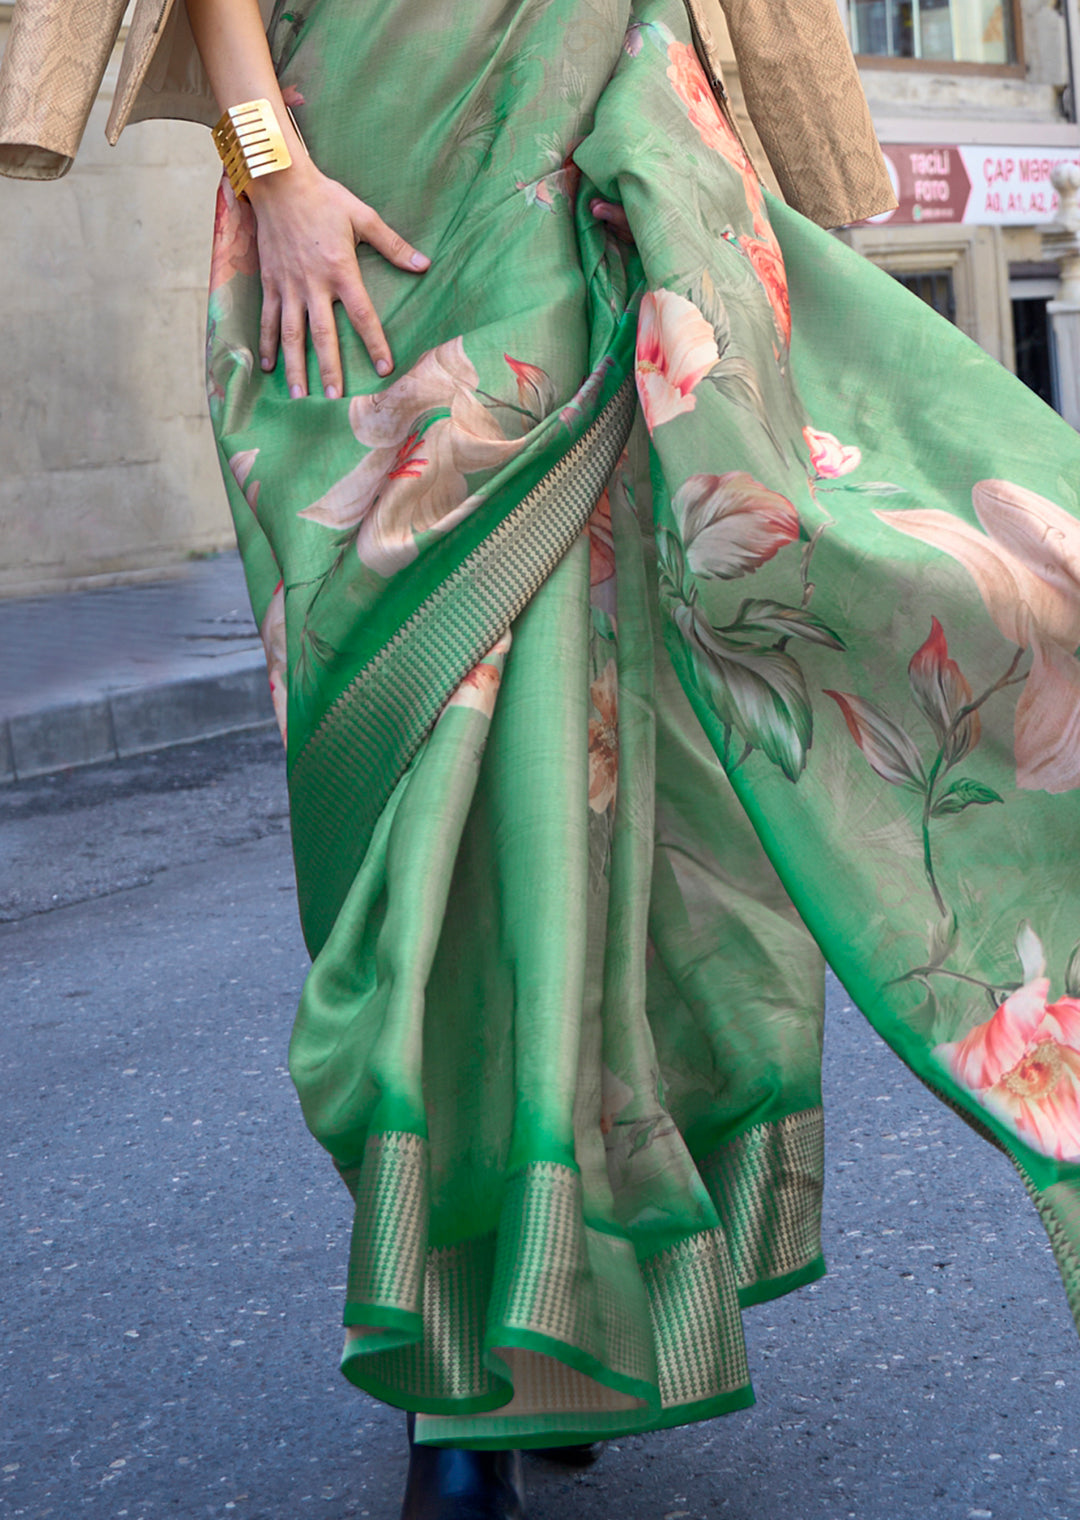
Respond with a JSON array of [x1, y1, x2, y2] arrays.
[[207, 0, 1080, 1447]]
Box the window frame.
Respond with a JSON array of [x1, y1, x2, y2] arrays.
[[838, 222, 1015, 368], [851, 0, 1026, 77]]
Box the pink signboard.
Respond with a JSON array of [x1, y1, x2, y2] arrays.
[[869, 144, 1080, 226]]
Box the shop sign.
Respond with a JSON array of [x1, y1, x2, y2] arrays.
[[869, 145, 1080, 226]]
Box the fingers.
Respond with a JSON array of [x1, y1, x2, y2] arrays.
[[280, 295, 310, 399], [258, 194, 431, 397], [308, 296, 343, 400], [259, 284, 281, 374], [354, 205, 430, 274], [342, 205, 431, 378], [590, 198, 633, 243], [340, 270, 394, 377], [269, 278, 390, 394]]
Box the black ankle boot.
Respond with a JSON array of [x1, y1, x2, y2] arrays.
[[533, 1443, 600, 1467], [400, 1414, 527, 1520]]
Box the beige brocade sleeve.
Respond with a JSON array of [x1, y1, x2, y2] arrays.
[[711, 0, 897, 227], [0, 0, 130, 180]]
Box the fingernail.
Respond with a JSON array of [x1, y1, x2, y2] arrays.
[[290, 384, 304, 399], [376, 358, 392, 377], [410, 252, 430, 270], [261, 356, 273, 371], [325, 384, 340, 400]]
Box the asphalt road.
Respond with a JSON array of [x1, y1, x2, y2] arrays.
[[2, 729, 1078, 1520]]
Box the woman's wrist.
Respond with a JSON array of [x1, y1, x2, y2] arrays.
[[187, 0, 309, 184], [244, 149, 320, 212], [213, 96, 308, 200]]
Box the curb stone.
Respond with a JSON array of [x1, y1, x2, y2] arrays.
[[2, 660, 276, 784]]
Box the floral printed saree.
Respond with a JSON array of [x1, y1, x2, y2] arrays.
[[206, 0, 1080, 1447]]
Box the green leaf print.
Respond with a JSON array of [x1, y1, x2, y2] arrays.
[[930, 778, 1005, 816], [927, 907, 959, 969], [823, 690, 926, 791], [674, 602, 812, 780], [827, 616, 1018, 921], [723, 598, 845, 650]]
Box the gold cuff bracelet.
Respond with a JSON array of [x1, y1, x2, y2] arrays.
[[212, 98, 292, 199]]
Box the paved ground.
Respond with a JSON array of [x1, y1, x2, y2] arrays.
[[0, 556, 273, 784], [2, 728, 1079, 1520]]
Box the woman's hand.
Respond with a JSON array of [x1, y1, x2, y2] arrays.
[[184, 0, 428, 399], [590, 198, 633, 243], [248, 160, 430, 398]]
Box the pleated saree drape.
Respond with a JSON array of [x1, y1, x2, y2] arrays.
[[206, 0, 1080, 1446]]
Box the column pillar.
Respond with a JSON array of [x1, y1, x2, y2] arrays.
[[1042, 163, 1080, 430]]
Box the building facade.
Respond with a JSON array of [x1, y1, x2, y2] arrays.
[[838, 0, 1080, 404]]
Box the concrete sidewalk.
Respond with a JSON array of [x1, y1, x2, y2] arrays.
[[0, 554, 276, 784]]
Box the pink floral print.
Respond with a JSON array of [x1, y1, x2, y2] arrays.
[[908, 616, 980, 764], [588, 659, 619, 813], [665, 41, 762, 218], [589, 489, 616, 591], [504, 354, 556, 428], [209, 178, 259, 295], [803, 426, 862, 479], [823, 688, 927, 789], [259, 579, 288, 742], [444, 630, 512, 721], [937, 974, 1080, 1162], [738, 216, 792, 348], [635, 289, 719, 431]]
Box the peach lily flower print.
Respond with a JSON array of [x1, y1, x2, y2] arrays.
[[635, 289, 719, 432], [229, 448, 261, 515], [936, 927, 1080, 1162], [259, 580, 288, 743], [299, 338, 524, 577], [878, 479, 1080, 793]]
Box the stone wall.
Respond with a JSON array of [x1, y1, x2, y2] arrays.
[[0, 14, 228, 598]]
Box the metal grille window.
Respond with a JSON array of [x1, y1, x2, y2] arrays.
[[851, 0, 1016, 64], [1009, 277, 1058, 408], [890, 268, 958, 322]]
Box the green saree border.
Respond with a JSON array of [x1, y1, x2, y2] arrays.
[[696, 1107, 826, 1303], [738, 1256, 827, 1309], [336, 1136, 804, 1438], [411, 1384, 757, 1448], [345, 1129, 429, 1317], [290, 360, 639, 954], [1020, 1175, 1080, 1333]]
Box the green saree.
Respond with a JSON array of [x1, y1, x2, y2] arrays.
[[207, 0, 1080, 1447]]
